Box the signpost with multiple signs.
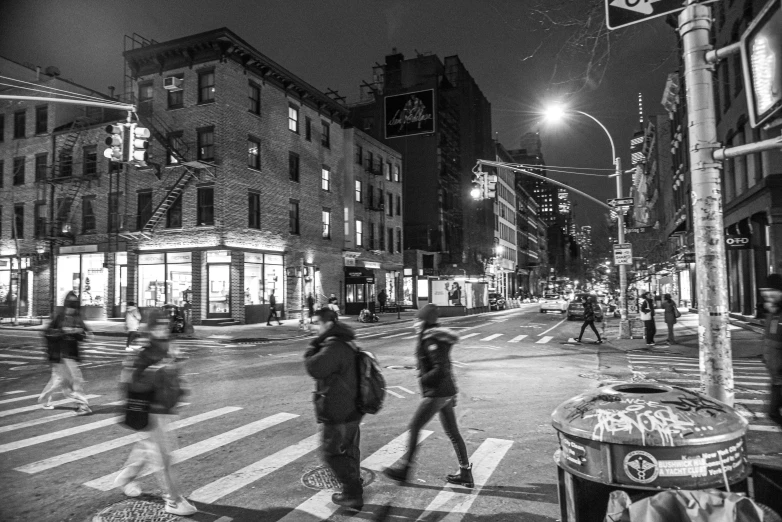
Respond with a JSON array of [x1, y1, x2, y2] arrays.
[[613, 243, 633, 265]]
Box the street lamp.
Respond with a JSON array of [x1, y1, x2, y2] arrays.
[[543, 104, 629, 337]]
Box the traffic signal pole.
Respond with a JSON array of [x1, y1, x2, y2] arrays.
[[679, 1, 734, 406], [614, 157, 629, 335]]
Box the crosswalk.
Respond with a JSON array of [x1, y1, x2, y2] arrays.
[[359, 329, 560, 345], [627, 351, 780, 433], [0, 393, 517, 520], [0, 338, 219, 370]]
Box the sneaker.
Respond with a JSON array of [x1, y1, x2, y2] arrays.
[[165, 497, 197, 516], [122, 481, 142, 497], [75, 405, 92, 416], [41, 402, 54, 410], [646, 343, 656, 347]]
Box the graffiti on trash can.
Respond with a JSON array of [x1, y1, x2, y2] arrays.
[[586, 401, 703, 446], [565, 394, 621, 422], [660, 395, 724, 417]]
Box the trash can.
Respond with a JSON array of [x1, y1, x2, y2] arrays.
[[551, 383, 750, 522]]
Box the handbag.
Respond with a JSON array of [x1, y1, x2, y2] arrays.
[[674, 307, 682, 318], [640, 311, 652, 321], [123, 383, 154, 431]]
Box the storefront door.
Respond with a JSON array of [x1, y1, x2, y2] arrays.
[[208, 264, 231, 318]]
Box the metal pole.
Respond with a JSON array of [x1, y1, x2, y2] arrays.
[[397, 271, 401, 320], [615, 157, 629, 337], [679, 1, 734, 405], [300, 258, 305, 330]]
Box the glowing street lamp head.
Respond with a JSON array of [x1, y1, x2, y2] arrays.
[[543, 104, 567, 123], [470, 186, 482, 199]]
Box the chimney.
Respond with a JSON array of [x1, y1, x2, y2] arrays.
[[108, 86, 115, 99]]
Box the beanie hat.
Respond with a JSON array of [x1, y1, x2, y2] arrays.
[[314, 306, 338, 323], [416, 303, 439, 325], [764, 273, 782, 291]]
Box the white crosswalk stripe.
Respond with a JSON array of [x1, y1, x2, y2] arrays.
[[509, 335, 527, 343], [0, 394, 102, 418], [460, 333, 481, 340], [479, 334, 503, 341], [536, 336, 553, 344], [0, 393, 41, 405]]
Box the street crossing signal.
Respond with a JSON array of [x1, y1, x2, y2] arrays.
[[103, 124, 126, 162], [130, 124, 151, 166], [485, 174, 498, 199]]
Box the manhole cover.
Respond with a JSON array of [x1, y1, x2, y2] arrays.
[[385, 365, 415, 370], [301, 466, 375, 491], [93, 497, 180, 521]]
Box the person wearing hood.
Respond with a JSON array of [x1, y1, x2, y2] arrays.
[[304, 307, 364, 510], [761, 273, 782, 428], [125, 301, 142, 350], [383, 304, 473, 488]]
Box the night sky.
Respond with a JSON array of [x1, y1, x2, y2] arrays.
[[0, 0, 679, 231]]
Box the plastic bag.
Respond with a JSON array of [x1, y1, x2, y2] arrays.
[[604, 489, 765, 522]]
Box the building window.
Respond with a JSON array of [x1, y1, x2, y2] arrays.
[[83, 146, 97, 176], [0, 114, 4, 143], [35, 154, 47, 182], [82, 197, 96, 233], [35, 203, 46, 238], [35, 105, 48, 134], [396, 194, 401, 216], [248, 137, 261, 169], [248, 192, 261, 229], [137, 191, 153, 230], [305, 117, 312, 141], [167, 131, 183, 165], [394, 165, 400, 182], [13, 157, 25, 186], [365, 151, 373, 171], [289, 152, 300, 182], [288, 103, 299, 133], [14, 110, 25, 139], [387, 192, 393, 216], [166, 194, 182, 229], [355, 180, 363, 202], [13, 204, 24, 239], [138, 82, 153, 103], [322, 208, 331, 239], [249, 82, 261, 115], [197, 127, 214, 161], [355, 219, 363, 247], [321, 121, 330, 148], [369, 222, 375, 249], [58, 151, 73, 178], [355, 145, 362, 165], [167, 76, 184, 108], [384, 161, 391, 181], [388, 227, 394, 252], [108, 193, 120, 232], [321, 166, 331, 191], [289, 199, 300, 234], [397, 228, 402, 253], [198, 70, 215, 103], [379, 224, 385, 251], [197, 186, 214, 226]]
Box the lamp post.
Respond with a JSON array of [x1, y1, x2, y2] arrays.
[[543, 106, 629, 338]]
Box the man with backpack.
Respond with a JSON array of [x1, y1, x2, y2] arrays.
[[304, 307, 364, 510]]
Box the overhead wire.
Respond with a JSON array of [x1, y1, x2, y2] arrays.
[[0, 75, 127, 105], [511, 162, 616, 172]]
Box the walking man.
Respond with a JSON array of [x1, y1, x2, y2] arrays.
[[761, 273, 782, 428], [575, 295, 602, 344], [267, 289, 282, 326], [640, 291, 656, 346], [383, 304, 473, 488], [377, 288, 387, 313], [306, 292, 316, 324], [304, 308, 364, 509], [661, 293, 680, 344], [125, 301, 142, 350]]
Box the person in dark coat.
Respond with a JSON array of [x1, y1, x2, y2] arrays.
[[761, 273, 782, 428], [266, 289, 282, 326], [377, 288, 388, 313], [576, 295, 602, 344], [383, 304, 472, 488], [640, 291, 656, 346], [304, 308, 364, 509], [306, 293, 316, 324], [661, 293, 679, 344]]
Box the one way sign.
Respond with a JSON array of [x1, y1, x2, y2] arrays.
[[606, 0, 686, 30]]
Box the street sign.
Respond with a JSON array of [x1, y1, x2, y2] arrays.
[[625, 226, 650, 234], [613, 243, 633, 265], [606, 0, 687, 31], [608, 197, 634, 207], [725, 234, 752, 250]]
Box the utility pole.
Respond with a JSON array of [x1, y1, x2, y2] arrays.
[[679, 1, 734, 406]]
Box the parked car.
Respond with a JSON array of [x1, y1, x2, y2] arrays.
[[567, 293, 604, 322], [488, 293, 507, 310], [539, 294, 568, 313]]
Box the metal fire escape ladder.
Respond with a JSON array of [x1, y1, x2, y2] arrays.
[[141, 166, 197, 235]]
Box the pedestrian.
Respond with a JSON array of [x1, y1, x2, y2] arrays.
[[327, 294, 340, 317], [125, 301, 142, 350], [576, 295, 603, 344], [114, 309, 196, 516], [760, 273, 782, 428], [640, 291, 656, 346], [304, 307, 364, 509], [38, 291, 93, 415], [266, 289, 282, 326], [661, 293, 680, 344], [377, 288, 388, 313], [383, 304, 473, 488], [306, 292, 316, 324]]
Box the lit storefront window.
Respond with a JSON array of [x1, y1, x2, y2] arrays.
[[56, 253, 106, 313], [243, 253, 285, 305], [138, 252, 193, 309]]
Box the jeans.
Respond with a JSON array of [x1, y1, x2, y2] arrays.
[[644, 320, 657, 344], [39, 358, 90, 406], [322, 420, 362, 496], [578, 320, 601, 341], [403, 396, 469, 468], [126, 331, 140, 347], [267, 308, 281, 325]]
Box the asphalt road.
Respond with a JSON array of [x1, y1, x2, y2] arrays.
[[1, 304, 772, 521]]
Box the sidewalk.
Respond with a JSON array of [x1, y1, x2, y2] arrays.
[[0, 311, 419, 343]]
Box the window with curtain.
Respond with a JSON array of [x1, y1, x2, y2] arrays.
[[197, 187, 214, 226], [198, 70, 215, 103]]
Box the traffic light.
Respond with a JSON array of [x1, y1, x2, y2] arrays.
[[103, 124, 126, 162], [741, 0, 782, 127], [485, 173, 497, 199], [129, 124, 150, 166], [470, 171, 485, 199]]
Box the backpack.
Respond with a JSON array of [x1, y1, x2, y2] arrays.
[[350, 342, 386, 415]]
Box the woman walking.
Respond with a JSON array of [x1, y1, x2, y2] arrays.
[[383, 304, 473, 487], [640, 291, 657, 346], [38, 291, 92, 415], [576, 295, 602, 344], [661, 293, 680, 344]]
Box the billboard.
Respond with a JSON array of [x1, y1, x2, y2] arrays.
[[431, 279, 465, 307], [384, 89, 435, 139], [465, 282, 488, 309]]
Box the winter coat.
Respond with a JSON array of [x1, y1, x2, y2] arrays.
[[127, 339, 183, 414], [583, 301, 595, 321], [417, 326, 459, 397], [377, 290, 387, 304], [304, 321, 362, 424], [662, 300, 678, 325], [125, 306, 141, 331], [47, 312, 89, 362]]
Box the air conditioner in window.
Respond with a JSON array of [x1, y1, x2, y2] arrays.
[[164, 76, 183, 91]]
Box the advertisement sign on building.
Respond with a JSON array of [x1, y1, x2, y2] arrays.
[[431, 279, 465, 306], [725, 234, 752, 250], [384, 89, 435, 139]]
